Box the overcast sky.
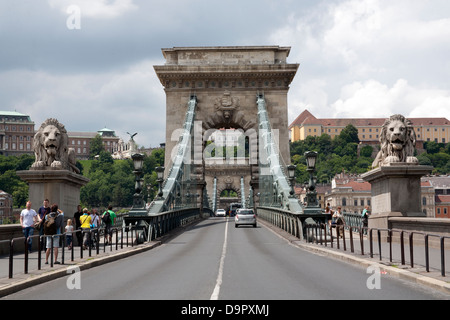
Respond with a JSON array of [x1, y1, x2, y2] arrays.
[[1, 0, 450, 148]]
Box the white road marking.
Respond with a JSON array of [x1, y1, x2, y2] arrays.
[[210, 218, 229, 300]]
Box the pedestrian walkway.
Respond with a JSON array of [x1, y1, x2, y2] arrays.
[[259, 219, 450, 295], [0, 230, 162, 297]]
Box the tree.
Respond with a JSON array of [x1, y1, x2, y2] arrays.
[[360, 145, 373, 158], [337, 124, 360, 144], [89, 134, 104, 159]]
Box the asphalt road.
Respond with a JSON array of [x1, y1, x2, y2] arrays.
[[3, 217, 449, 300]]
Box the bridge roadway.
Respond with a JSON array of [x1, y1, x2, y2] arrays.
[[2, 217, 449, 301]]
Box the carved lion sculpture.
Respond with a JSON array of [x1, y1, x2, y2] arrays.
[[372, 114, 419, 168], [31, 118, 80, 174]]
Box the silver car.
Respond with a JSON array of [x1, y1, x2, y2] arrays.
[[234, 209, 257, 228]]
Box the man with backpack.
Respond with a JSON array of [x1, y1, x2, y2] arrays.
[[102, 205, 116, 245], [44, 204, 64, 265]]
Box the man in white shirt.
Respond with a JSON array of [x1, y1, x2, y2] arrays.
[[20, 201, 40, 252]]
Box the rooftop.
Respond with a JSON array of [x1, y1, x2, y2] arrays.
[[290, 110, 450, 128]]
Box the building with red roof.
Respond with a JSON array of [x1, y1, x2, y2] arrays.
[[290, 110, 450, 145]]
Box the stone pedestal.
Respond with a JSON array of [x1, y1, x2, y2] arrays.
[[17, 169, 89, 220], [361, 164, 433, 229]]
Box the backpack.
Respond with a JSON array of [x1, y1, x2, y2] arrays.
[[102, 211, 111, 225], [44, 213, 58, 235]]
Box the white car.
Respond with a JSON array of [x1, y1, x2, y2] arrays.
[[215, 209, 226, 217]]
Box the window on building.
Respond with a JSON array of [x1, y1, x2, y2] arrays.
[[445, 208, 448, 215], [437, 208, 441, 214], [422, 197, 427, 206], [342, 197, 347, 206]]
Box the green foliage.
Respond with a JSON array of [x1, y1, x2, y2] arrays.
[[89, 134, 105, 159], [290, 128, 372, 183], [419, 141, 450, 174], [0, 154, 34, 208], [80, 149, 165, 208], [360, 145, 374, 158], [291, 130, 450, 182]]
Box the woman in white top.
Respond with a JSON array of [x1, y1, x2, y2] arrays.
[[90, 209, 100, 228]]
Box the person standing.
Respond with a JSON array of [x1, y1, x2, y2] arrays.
[[20, 201, 40, 253], [80, 208, 92, 250], [65, 219, 74, 250], [44, 204, 64, 265], [74, 205, 83, 247], [102, 205, 116, 245], [89, 209, 100, 247], [37, 199, 51, 250], [362, 205, 371, 235]]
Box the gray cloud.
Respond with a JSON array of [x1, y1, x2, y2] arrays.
[[1, 0, 449, 148]]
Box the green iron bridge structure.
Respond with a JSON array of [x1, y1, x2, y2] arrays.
[[124, 93, 330, 243]]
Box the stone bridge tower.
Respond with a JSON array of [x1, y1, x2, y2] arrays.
[[154, 46, 299, 210]]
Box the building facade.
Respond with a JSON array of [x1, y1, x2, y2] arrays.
[[324, 172, 437, 217], [422, 176, 450, 218], [0, 111, 35, 156], [68, 128, 121, 160], [290, 110, 450, 145]]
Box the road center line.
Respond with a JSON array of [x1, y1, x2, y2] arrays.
[[210, 218, 229, 300]]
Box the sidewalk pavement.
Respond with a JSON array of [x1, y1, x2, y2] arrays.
[[0, 235, 163, 298], [259, 219, 450, 296]]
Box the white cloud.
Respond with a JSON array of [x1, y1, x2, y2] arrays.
[[269, 0, 450, 123], [48, 0, 137, 19], [331, 79, 450, 120]]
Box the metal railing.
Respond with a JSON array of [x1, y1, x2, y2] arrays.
[[4, 223, 142, 279], [257, 207, 303, 239], [305, 223, 450, 277]]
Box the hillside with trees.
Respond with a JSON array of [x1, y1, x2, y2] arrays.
[[0, 149, 164, 210], [290, 124, 450, 185]]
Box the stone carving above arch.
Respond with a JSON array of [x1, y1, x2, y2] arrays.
[[203, 91, 256, 132]]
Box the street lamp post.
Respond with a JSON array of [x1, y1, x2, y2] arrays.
[[287, 164, 296, 198], [155, 166, 165, 200], [131, 152, 145, 209], [304, 151, 319, 209]]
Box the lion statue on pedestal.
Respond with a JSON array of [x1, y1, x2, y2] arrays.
[[372, 114, 419, 168], [31, 118, 80, 174]]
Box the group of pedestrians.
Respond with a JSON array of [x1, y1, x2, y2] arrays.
[[325, 203, 371, 234], [20, 200, 116, 265]]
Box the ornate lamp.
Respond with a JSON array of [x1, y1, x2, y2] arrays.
[[287, 164, 296, 197], [131, 152, 145, 208], [304, 151, 319, 208], [155, 166, 165, 199], [305, 151, 318, 171]]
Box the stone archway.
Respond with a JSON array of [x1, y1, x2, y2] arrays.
[[154, 46, 299, 209]]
